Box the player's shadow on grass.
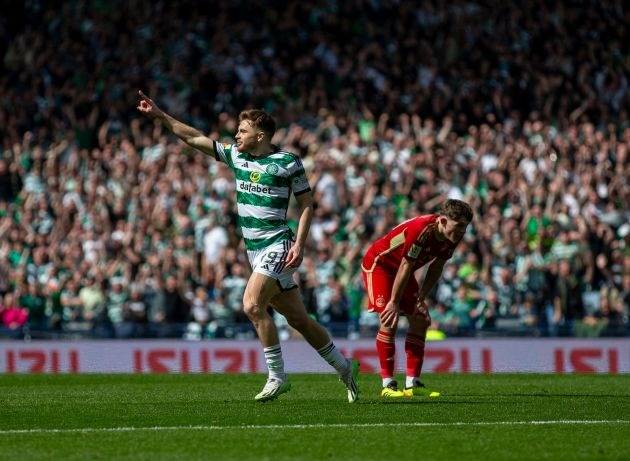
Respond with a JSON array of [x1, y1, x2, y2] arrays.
[[449, 393, 630, 398], [366, 400, 487, 405]]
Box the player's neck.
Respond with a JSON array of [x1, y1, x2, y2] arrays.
[[249, 142, 275, 157]]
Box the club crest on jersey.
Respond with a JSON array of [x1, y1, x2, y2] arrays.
[[265, 164, 279, 175], [250, 171, 262, 183], [376, 296, 386, 308]]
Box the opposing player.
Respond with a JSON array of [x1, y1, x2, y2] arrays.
[[361, 199, 473, 398], [137, 91, 359, 402]]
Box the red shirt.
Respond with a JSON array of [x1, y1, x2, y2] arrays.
[[362, 214, 458, 274], [0, 305, 28, 329]]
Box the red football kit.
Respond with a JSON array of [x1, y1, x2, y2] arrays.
[[361, 214, 458, 315]]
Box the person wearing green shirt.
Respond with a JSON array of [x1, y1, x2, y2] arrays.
[[137, 90, 358, 403]]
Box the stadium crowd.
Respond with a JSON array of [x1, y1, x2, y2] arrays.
[[0, 0, 627, 339]]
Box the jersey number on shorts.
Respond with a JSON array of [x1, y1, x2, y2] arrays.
[[262, 251, 284, 274]]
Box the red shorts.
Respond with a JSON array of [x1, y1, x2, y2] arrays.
[[361, 265, 419, 315]]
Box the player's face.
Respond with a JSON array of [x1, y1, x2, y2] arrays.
[[235, 121, 263, 151], [439, 217, 469, 243]]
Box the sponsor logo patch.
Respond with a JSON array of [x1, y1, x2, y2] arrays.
[[408, 244, 421, 258], [240, 182, 272, 194], [249, 171, 262, 183]]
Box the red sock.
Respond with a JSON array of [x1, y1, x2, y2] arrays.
[[405, 332, 426, 378], [376, 330, 396, 379]]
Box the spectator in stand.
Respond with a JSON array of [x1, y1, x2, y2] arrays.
[[1, 293, 28, 332], [551, 260, 585, 336], [18, 283, 46, 331], [160, 275, 190, 337]]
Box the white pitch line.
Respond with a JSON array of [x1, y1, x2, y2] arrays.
[[0, 420, 628, 435]]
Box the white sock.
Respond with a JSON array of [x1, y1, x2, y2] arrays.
[[382, 377, 394, 388], [264, 345, 286, 381], [317, 341, 350, 375], [406, 376, 420, 388]]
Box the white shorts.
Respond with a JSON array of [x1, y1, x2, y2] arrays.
[[247, 239, 298, 291]]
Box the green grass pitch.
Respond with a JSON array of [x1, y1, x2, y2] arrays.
[[0, 373, 628, 460]]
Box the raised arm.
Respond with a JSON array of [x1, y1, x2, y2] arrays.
[[136, 90, 215, 157]]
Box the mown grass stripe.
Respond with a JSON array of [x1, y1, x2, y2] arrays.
[[1, 420, 628, 435]]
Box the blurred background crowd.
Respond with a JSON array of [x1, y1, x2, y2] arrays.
[[0, 0, 627, 339]]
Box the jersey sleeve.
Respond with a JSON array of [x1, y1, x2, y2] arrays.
[[213, 141, 235, 169], [288, 156, 311, 196]]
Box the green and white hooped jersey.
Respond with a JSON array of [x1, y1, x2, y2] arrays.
[[213, 141, 311, 251]]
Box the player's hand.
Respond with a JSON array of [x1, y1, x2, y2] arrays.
[[284, 243, 304, 268], [137, 90, 162, 118], [380, 301, 399, 328], [412, 298, 431, 324], [412, 298, 429, 316]]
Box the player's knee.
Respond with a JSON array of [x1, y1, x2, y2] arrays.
[[379, 325, 397, 335], [243, 299, 265, 319], [409, 314, 430, 332], [421, 312, 431, 328]]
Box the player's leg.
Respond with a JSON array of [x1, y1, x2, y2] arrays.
[[405, 310, 429, 387], [362, 268, 405, 397], [243, 271, 282, 346], [270, 287, 331, 348], [377, 321, 404, 397], [270, 288, 359, 403], [243, 271, 291, 402], [404, 303, 440, 398]]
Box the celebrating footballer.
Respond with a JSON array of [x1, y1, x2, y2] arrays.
[[137, 91, 359, 403]]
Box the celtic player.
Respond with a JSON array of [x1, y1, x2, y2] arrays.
[[137, 91, 359, 402]]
